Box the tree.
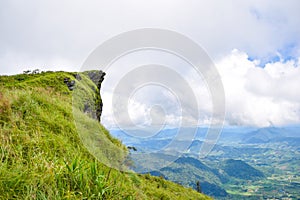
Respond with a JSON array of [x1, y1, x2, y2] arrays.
[[196, 181, 202, 193], [23, 70, 31, 74], [127, 146, 137, 151]]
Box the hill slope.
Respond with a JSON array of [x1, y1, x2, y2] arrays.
[[160, 157, 228, 198], [221, 159, 265, 180], [0, 71, 210, 200]]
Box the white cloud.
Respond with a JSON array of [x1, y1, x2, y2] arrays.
[[101, 49, 300, 128], [217, 49, 300, 127], [100, 50, 210, 129], [0, 0, 300, 74]]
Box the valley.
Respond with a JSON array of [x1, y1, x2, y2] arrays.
[[110, 127, 300, 199]]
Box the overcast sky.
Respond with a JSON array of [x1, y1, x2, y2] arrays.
[[1, 0, 300, 127]]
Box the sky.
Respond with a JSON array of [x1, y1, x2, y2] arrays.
[[0, 0, 300, 128]]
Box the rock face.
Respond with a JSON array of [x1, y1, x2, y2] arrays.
[[86, 71, 106, 91], [86, 71, 106, 122], [64, 70, 106, 122], [64, 77, 76, 91]]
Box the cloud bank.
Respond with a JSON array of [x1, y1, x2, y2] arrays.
[[0, 0, 299, 74], [219, 50, 300, 127], [101, 50, 300, 128]]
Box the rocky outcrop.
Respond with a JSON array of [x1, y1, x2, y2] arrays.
[[64, 70, 106, 122], [86, 71, 106, 122], [64, 78, 76, 91], [86, 70, 106, 91]]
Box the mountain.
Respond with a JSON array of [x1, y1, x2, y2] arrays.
[[0, 71, 210, 200], [109, 125, 300, 199], [242, 127, 284, 143], [221, 159, 265, 180], [242, 127, 300, 145], [160, 157, 228, 198], [146, 156, 268, 198]]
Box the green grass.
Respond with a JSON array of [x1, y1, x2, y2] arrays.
[[0, 71, 211, 200]]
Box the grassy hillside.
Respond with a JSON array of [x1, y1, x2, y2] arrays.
[[0, 71, 211, 200]]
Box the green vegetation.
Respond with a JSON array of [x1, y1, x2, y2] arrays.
[[0, 71, 210, 200], [109, 120, 300, 199], [204, 143, 300, 199], [221, 159, 264, 180], [147, 153, 299, 199], [152, 157, 228, 198]]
